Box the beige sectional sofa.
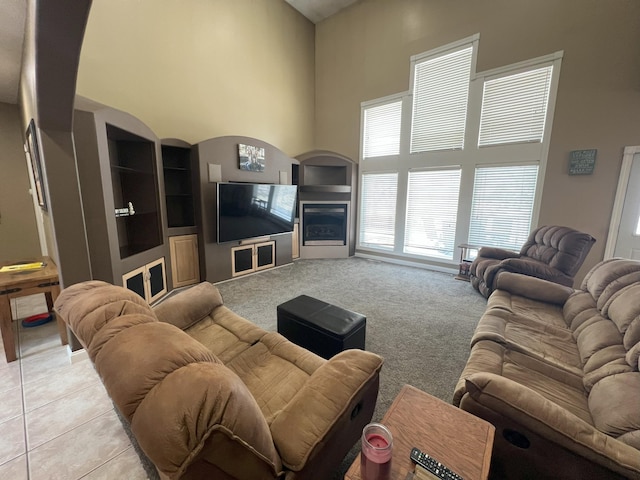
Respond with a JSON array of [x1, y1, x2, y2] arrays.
[[54, 280, 383, 480], [454, 258, 640, 479]]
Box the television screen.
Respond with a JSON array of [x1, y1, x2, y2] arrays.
[[217, 183, 297, 243]]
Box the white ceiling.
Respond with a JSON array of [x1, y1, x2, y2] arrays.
[[285, 0, 358, 24], [0, 0, 26, 104], [0, 0, 356, 105]]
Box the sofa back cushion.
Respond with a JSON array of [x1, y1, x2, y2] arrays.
[[588, 372, 640, 449], [154, 281, 223, 330], [581, 258, 640, 311], [520, 225, 594, 277]]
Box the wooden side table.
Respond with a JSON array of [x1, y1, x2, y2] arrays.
[[0, 256, 68, 362], [345, 385, 494, 480]]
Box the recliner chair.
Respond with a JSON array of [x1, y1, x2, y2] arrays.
[[469, 225, 595, 298]]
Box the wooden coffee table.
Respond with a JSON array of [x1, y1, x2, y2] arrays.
[[0, 256, 68, 362], [345, 385, 494, 480]]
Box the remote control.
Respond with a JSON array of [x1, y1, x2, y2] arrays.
[[410, 447, 464, 480]]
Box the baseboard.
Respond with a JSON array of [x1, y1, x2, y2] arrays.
[[68, 345, 89, 364], [354, 252, 458, 275]]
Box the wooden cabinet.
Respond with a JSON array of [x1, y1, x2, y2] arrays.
[[169, 234, 200, 288], [231, 241, 275, 277], [123, 257, 167, 304], [292, 223, 300, 259]]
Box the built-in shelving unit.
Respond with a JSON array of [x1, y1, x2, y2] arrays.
[[73, 98, 170, 303], [161, 141, 196, 230]]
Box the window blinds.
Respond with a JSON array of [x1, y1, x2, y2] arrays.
[[468, 164, 539, 251], [359, 173, 398, 250], [478, 66, 553, 147], [363, 100, 402, 158], [410, 46, 472, 153], [404, 168, 461, 259]]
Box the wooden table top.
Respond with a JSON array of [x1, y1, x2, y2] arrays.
[[0, 256, 59, 289], [345, 384, 495, 480]]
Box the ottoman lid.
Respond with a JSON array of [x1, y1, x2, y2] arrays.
[[277, 295, 365, 337]]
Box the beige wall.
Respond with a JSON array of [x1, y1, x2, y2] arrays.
[[315, 0, 640, 279], [0, 102, 40, 260], [77, 0, 316, 156]]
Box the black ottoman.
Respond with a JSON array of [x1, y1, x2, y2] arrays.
[[277, 295, 366, 359]]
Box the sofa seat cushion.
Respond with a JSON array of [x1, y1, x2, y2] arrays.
[[185, 305, 268, 363], [487, 290, 568, 328], [472, 310, 583, 377], [454, 340, 591, 424], [226, 332, 325, 422]]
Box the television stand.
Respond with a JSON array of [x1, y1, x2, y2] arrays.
[[231, 241, 275, 277]]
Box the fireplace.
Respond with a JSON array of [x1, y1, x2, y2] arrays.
[[302, 203, 347, 246]]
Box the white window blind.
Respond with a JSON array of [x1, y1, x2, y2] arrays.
[[478, 65, 553, 147], [468, 164, 539, 251], [410, 46, 472, 153], [404, 168, 461, 259], [363, 101, 402, 158], [360, 173, 398, 250]]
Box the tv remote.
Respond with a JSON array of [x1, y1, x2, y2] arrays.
[[410, 447, 464, 480]]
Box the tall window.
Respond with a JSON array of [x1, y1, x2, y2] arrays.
[[404, 169, 461, 259], [360, 173, 398, 250], [468, 164, 539, 251], [363, 100, 402, 158], [411, 46, 473, 153]]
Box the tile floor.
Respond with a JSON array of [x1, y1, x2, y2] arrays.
[[0, 293, 150, 479]]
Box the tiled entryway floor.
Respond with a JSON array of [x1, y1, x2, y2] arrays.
[[0, 293, 150, 479]]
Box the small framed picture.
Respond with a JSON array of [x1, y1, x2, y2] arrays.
[[238, 143, 265, 172], [26, 119, 47, 210]]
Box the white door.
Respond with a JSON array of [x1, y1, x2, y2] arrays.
[[607, 147, 640, 260]]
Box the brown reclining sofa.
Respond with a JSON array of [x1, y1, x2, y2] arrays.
[[54, 280, 383, 480], [455, 258, 640, 479]]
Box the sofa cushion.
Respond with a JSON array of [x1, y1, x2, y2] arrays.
[[487, 289, 567, 328], [582, 258, 640, 310], [186, 305, 267, 363], [454, 340, 589, 422], [574, 318, 623, 366], [226, 332, 325, 422], [95, 321, 219, 421], [588, 373, 640, 439], [607, 283, 640, 349], [154, 282, 223, 330], [130, 362, 282, 479]]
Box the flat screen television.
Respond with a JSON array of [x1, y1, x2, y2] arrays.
[[217, 182, 297, 243]]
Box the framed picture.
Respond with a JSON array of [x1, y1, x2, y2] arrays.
[[26, 119, 47, 210], [238, 143, 265, 172]]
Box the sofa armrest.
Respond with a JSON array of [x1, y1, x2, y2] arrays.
[[477, 247, 520, 260], [269, 350, 383, 472], [153, 282, 223, 330], [498, 258, 570, 284], [494, 271, 574, 305], [461, 373, 640, 478]]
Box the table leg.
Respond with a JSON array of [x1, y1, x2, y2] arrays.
[[0, 294, 16, 363], [46, 287, 68, 346]]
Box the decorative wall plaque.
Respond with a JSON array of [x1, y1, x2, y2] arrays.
[[569, 149, 597, 175]]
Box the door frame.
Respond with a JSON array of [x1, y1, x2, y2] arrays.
[[604, 145, 640, 258]]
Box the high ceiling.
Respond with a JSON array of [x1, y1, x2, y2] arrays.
[[285, 0, 358, 23], [0, 0, 357, 105]]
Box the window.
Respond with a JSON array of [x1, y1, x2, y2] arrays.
[[363, 100, 402, 158], [404, 168, 461, 259], [468, 164, 539, 251], [478, 66, 553, 147], [359, 173, 398, 250], [410, 46, 473, 153]]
